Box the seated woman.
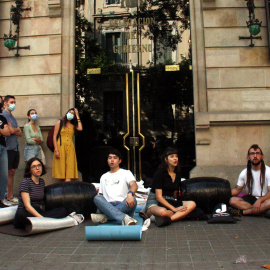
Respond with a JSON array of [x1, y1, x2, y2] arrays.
[[13, 158, 84, 229], [145, 147, 196, 227]]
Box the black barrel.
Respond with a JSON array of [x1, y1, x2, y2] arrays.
[[181, 177, 231, 214], [45, 182, 97, 217]]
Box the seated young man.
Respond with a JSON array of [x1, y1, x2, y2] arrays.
[[230, 144, 270, 217], [91, 149, 138, 225]]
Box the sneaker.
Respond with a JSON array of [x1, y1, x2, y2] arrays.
[[91, 213, 108, 224], [122, 215, 137, 226], [69, 212, 84, 225], [228, 207, 242, 217], [150, 215, 156, 223], [1, 199, 12, 207], [6, 196, 19, 205], [155, 216, 172, 227]]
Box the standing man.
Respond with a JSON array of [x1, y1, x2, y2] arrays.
[[230, 144, 270, 216], [0, 102, 11, 207], [91, 149, 138, 225], [1, 95, 22, 204]]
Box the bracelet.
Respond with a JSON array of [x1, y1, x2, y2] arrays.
[[127, 191, 134, 196], [78, 120, 81, 122], [55, 150, 59, 153]]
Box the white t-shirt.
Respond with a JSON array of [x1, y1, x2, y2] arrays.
[[99, 168, 135, 202], [237, 165, 270, 198]]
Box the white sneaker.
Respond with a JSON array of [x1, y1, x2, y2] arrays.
[[2, 199, 12, 207], [6, 196, 19, 205], [122, 215, 137, 226], [69, 212, 84, 225], [91, 213, 108, 224]]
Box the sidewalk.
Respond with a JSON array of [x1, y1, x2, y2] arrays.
[[0, 216, 269, 270]]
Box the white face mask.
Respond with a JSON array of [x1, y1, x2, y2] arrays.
[[30, 114, 38, 121], [8, 104, 16, 111], [66, 112, 74, 121]]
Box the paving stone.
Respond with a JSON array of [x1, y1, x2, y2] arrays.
[[0, 217, 270, 269]]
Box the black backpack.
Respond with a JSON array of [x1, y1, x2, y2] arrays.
[[208, 203, 237, 224]]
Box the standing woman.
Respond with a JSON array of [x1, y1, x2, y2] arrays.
[[24, 109, 44, 163], [13, 158, 84, 229], [52, 108, 83, 182], [145, 147, 196, 227]]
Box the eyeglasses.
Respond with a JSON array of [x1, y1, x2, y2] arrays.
[[249, 152, 262, 156], [30, 164, 42, 169]]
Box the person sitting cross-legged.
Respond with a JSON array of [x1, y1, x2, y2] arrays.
[[145, 147, 197, 227], [230, 144, 270, 217], [91, 149, 138, 226]]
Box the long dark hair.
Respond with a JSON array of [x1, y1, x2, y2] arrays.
[[62, 108, 78, 128], [246, 144, 265, 196], [159, 147, 180, 172], [27, 109, 36, 122], [24, 158, 46, 178]]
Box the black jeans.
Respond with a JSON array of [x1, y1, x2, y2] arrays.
[[13, 206, 68, 229]]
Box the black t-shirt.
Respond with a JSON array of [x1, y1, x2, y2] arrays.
[[0, 115, 7, 147], [151, 168, 181, 197]]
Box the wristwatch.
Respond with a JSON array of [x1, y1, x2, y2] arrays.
[[127, 191, 134, 196]]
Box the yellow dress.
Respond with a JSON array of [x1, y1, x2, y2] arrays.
[[52, 125, 78, 179]]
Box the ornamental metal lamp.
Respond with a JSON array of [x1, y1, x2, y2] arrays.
[[239, 0, 262, 47], [3, 0, 31, 56]]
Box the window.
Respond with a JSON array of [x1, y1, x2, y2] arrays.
[[104, 32, 127, 64], [156, 44, 173, 65], [105, 0, 120, 4]]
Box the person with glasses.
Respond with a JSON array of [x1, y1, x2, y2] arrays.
[[13, 158, 84, 229], [230, 144, 270, 217]]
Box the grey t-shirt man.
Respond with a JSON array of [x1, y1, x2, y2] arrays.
[[1, 110, 19, 151]]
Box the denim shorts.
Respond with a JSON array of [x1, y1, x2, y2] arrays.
[[145, 192, 158, 211], [24, 144, 41, 161]]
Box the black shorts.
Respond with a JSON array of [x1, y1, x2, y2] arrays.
[[242, 194, 257, 205], [7, 150, 20, 170]]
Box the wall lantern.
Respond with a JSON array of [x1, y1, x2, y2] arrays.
[[3, 0, 31, 57], [239, 0, 262, 47]]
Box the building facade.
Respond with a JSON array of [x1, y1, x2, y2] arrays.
[[190, 0, 270, 184], [1, 0, 269, 189]]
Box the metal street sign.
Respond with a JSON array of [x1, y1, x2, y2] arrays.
[[165, 65, 180, 71], [87, 68, 101, 74]]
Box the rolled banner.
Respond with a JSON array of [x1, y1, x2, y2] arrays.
[[85, 225, 142, 241], [0, 206, 18, 225], [25, 216, 75, 235]]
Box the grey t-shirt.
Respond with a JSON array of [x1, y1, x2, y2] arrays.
[[0, 110, 19, 151]]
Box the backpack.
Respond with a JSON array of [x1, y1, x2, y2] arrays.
[[46, 120, 63, 152], [207, 203, 237, 224]]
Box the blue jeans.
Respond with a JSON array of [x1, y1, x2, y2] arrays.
[[0, 145, 8, 200], [24, 144, 41, 161], [94, 194, 137, 223]]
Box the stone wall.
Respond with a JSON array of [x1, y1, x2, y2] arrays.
[[0, 0, 76, 194], [190, 0, 270, 186]]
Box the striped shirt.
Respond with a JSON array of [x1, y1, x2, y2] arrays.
[[18, 178, 45, 209]]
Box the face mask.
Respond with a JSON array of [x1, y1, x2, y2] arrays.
[[8, 104, 16, 111], [66, 112, 74, 121], [30, 114, 38, 121]]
